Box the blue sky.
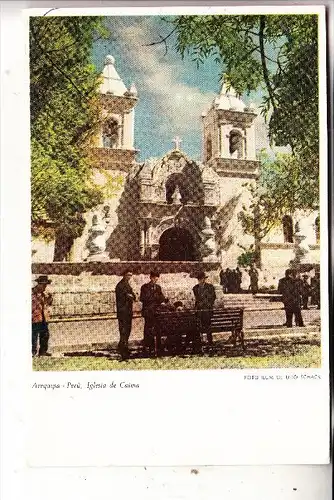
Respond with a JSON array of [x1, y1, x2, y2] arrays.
[[92, 16, 268, 161]]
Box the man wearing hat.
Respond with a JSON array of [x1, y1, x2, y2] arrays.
[[32, 275, 53, 356], [140, 271, 167, 353], [193, 271, 216, 348], [115, 269, 136, 360]]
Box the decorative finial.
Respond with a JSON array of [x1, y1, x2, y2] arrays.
[[172, 136, 182, 150], [128, 83, 138, 97], [105, 55, 115, 66]]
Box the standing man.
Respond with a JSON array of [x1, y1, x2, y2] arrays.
[[278, 269, 304, 328], [193, 271, 216, 348], [235, 267, 243, 293], [311, 272, 320, 309], [301, 274, 311, 310], [32, 275, 53, 357], [219, 268, 227, 293], [140, 271, 167, 353], [115, 269, 136, 360], [248, 263, 259, 295], [225, 268, 232, 293]]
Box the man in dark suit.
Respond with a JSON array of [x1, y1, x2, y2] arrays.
[[193, 271, 216, 347], [301, 274, 311, 310], [140, 271, 167, 352], [115, 269, 136, 360], [248, 263, 259, 295], [278, 269, 304, 328], [235, 267, 242, 293]]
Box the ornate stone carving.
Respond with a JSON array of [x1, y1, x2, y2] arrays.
[[290, 221, 311, 266], [172, 185, 182, 204], [200, 217, 217, 262]]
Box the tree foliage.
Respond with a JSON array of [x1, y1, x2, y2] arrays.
[[170, 14, 319, 195], [30, 16, 109, 257], [238, 151, 317, 266]]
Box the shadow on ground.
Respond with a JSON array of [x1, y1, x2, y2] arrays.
[[63, 335, 320, 362]]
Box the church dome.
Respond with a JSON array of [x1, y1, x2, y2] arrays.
[[215, 82, 246, 112], [99, 54, 128, 96]]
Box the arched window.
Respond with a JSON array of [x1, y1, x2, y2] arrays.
[[102, 118, 119, 148], [229, 130, 243, 158], [206, 135, 212, 161], [282, 215, 293, 243], [315, 216, 320, 243]]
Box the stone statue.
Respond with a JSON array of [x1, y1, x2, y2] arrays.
[[200, 216, 217, 262], [291, 220, 310, 266], [172, 185, 182, 205], [86, 213, 109, 262]]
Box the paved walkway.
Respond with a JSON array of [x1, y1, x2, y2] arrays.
[[49, 307, 321, 352]]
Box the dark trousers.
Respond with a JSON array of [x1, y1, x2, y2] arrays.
[[302, 295, 309, 309], [143, 315, 156, 349], [117, 316, 132, 355], [285, 307, 304, 327], [32, 322, 49, 355], [196, 310, 213, 344]]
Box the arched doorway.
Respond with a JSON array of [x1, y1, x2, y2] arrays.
[[158, 228, 195, 261]]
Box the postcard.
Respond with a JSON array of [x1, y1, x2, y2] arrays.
[[1, 4, 330, 469]]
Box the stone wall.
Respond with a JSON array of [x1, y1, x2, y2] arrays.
[[32, 261, 222, 319], [32, 238, 55, 263]]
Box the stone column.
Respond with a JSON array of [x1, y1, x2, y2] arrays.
[[138, 221, 146, 259], [219, 124, 224, 157], [220, 124, 231, 158], [246, 124, 256, 160], [123, 109, 135, 149]]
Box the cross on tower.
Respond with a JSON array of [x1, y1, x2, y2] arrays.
[[172, 136, 182, 150]]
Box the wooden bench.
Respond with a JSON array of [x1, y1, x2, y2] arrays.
[[210, 308, 245, 349], [153, 307, 245, 356], [153, 310, 198, 355]]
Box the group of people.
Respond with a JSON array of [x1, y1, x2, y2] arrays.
[[31, 269, 216, 360], [277, 269, 320, 328], [219, 264, 259, 295], [116, 269, 216, 359], [219, 267, 242, 294], [31, 267, 320, 359]]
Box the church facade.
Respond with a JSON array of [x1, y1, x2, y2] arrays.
[[32, 55, 320, 283]]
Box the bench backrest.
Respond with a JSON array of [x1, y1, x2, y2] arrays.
[[211, 308, 244, 332], [155, 311, 197, 335], [154, 307, 244, 336]]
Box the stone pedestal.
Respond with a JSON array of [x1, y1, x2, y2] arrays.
[[290, 225, 310, 267]]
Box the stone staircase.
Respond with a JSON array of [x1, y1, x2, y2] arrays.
[[215, 292, 282, 310]]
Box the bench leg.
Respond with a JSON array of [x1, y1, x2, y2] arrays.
[[154, 335, 162, 357], [240, 330, 245, 351], [232, 329, 237, 347]]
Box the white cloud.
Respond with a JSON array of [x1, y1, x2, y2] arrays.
[[107, 18, 290, 157], [111, 18, 215, 137]]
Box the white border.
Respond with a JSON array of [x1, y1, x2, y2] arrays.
[[1, 3, 330, 471]]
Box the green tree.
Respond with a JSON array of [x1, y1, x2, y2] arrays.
[[169, 14, 319, 190], [30, 16, 110, 260], [238, 151, 317, 267]]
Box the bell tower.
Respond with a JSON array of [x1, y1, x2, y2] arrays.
[[91, 55, 139, 171], [202, 82, 259, 176], [202, 82, 260, 266]]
